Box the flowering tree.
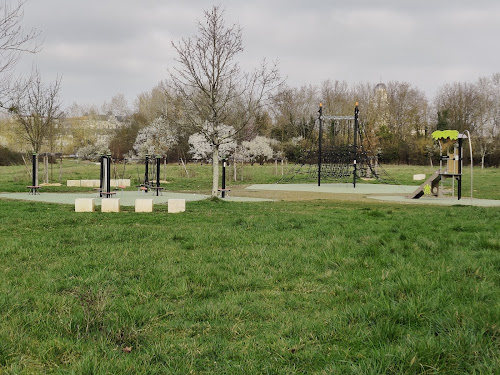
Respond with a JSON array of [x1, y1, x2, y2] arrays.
[[132, 117, 177, 157], [242, 136, 275, 165], [170, 6, 281, 196], [76, 139, 110, 161], [188, 122, 236, 162]]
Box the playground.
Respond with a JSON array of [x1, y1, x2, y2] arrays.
[[2, 143, 499, 207], [3, 112, 499, 209]]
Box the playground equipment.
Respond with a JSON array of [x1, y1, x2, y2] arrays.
[[407, 130, 473, 200], [279, 103, 395, 186]]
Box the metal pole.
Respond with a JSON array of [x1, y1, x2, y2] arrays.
[[222, 158, 227, 198], [353, 102, 359, 188], [458, 138, 463, 200], [156, 156, 161, 196], [99, 155, 104, 197], [107, 154, 111, 195], [318, 103, 323, 187], [144, 154, 149, 192], [32, 153, 38, 187], [463, 130, 473, 202]]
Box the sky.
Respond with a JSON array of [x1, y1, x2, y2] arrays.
[[16, 0, 500, 111]]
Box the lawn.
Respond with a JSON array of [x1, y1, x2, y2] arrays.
[[0, 162, 499, 374]]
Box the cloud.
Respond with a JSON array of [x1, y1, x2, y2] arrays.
[[13, 0, 500, 108]]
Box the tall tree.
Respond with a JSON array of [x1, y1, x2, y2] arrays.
[[474, 75, 500, 168], [170, 5, 281, 196], [9, 69, 63, 153], [435, 82, 478, 133]]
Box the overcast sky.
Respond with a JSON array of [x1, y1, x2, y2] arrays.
[[17, 0, 500, 110]]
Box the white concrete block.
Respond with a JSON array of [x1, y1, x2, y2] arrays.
[[168, 199, 185, 213], [135, 199, 153, 213], [68, 179, 130, 188], [413, 174, 426, 181], [67, 180, 81, 187], [75, 198, 95, 212], [101, 198, 120, 212], [80, 179, 101, 188], [111, 179, 131, 187]]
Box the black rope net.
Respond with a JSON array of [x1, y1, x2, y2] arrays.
[[278, 145, 396, 184]]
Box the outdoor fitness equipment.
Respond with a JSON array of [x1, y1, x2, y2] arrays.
[[218, 158, 230, 198], [150, 155, 163, 196], [99, 154, 115, 198], [27, 153, 40, 194], [136, 154, 164, 195]]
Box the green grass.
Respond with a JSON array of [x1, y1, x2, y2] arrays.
[[0, 162, 499, 373], [0, 198, 499, 374]]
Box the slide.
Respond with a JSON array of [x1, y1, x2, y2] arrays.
[[406, 170, 441, 199]]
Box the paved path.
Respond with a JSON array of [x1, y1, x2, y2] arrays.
[[246, 183, 500, 207], [0, 191, 274, 206], [247, 183, 416, 194], [368, 195, 500, 207]]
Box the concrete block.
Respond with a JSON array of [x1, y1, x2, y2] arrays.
[[80, 179, 101, 188], [111, 179, 131, 187], [101, 198, 120, 212], [67, 180, 81, 187], [68, 179, 130, 188], [75, 198, 95, 212], [413, 174, 426, 181], [135, 199, 153, 212], [168, 199, 185, 213]]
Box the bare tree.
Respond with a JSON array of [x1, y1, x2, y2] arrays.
[[170, 5, 281, 196], [473, 75, 500, 168], [0, 0, 41, 100], [9, 68, 63, 153]]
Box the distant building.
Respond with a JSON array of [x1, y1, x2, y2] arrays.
[[371, 82, 389, 130], [374, 82, 388, 107]]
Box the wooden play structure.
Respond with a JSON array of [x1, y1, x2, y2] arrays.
[[408, 130, 473, 200]]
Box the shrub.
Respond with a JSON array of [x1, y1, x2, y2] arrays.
[[0, 146, 23, 166]]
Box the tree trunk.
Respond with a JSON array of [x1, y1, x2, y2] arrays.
[[211, 146, 219, 197]]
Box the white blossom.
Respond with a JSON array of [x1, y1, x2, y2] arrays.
[[242, 136, 275, 163], [188, 122, 236, 161], [76, 139, 110, 161], [133, 117, 177, 157]]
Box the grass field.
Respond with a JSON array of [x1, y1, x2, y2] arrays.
[[0, 162, 499, 374], [1, 160, 499, 199]]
